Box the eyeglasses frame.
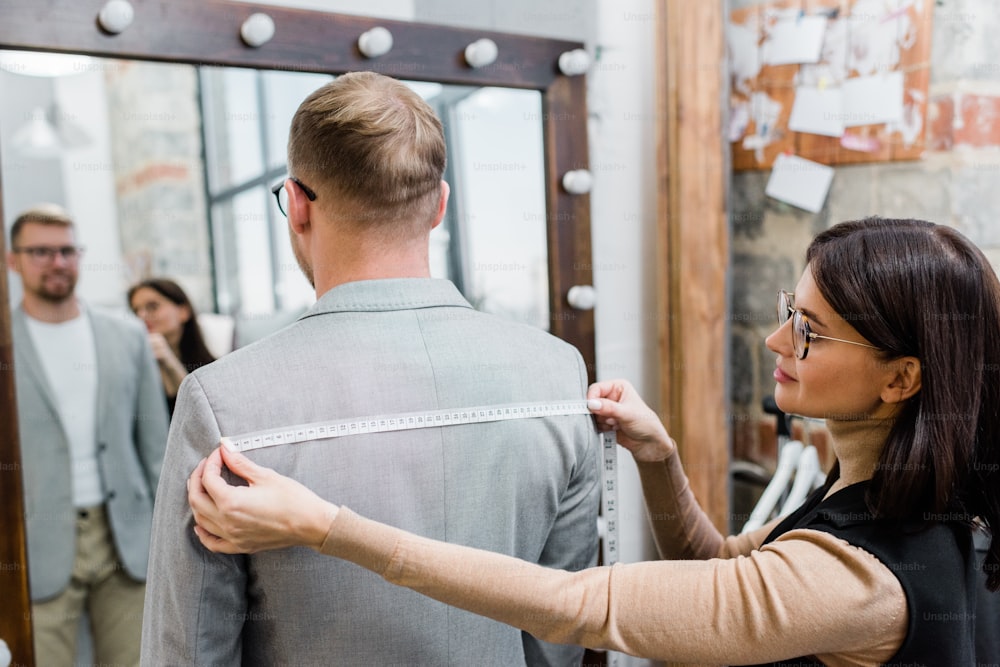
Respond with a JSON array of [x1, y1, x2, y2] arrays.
[[271, 176, 317, 217], [10, 245, 85, 264], [777, 290, 880, 360]]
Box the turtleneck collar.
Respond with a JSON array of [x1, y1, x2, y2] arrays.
[[824, 415, 896, 495]]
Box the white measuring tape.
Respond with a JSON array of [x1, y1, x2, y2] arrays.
[[226, 402, 619, 566], [226, 401, 620, 561], [225, 399, 621, 662]]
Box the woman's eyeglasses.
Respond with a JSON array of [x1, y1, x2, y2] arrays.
[[271, 177, 317, 217], [777, 290, 879, 360]]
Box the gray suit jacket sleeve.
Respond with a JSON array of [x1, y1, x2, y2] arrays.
[[523, 353, 602, 667], [132, 318, 169, 496], [141, 374, 247, 665]]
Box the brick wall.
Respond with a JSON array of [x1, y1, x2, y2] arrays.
[[730, 0, 1000, 468]]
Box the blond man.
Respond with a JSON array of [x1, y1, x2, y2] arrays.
[[141, 72, 600, 666], [7, 205, 168, 666]]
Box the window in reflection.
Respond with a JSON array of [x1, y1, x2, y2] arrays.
[[198, 69, 549, 332], [444, 87, 549, 330], [2, 54, 551, 340]]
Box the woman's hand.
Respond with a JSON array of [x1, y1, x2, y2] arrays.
[[188, 442, 339, 554], [148, 332, 188, 395], [587, 379, 676, 463]]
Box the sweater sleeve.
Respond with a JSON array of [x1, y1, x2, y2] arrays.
[[635, 456, 780, 560], [321, 507, 907, 665]]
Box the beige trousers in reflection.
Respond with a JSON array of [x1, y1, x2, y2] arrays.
[[31, 504, 145, 667]]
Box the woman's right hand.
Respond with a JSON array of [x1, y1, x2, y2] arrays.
[[587, 379, 676, 462]]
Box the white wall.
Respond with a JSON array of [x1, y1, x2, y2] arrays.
[[586, 0, 660, 570], [235, 0, 414, 18]]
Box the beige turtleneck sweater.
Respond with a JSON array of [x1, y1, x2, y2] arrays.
[[321, 418, 906, 665]]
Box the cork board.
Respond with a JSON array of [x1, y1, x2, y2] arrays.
[[729, 0, 933, 170]]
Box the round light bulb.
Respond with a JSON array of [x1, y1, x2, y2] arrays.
[[562, 169, 593, 195], [241, 13, 275, 48], [558, 49, 590, 76], [358, 26, 394, 58], [98, 0, 134, 34], [464, 38, 499, 68]]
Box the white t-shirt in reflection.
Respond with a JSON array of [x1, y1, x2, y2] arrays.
[[25, 310, 103, 508]]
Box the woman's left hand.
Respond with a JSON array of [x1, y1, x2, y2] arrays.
[[188, 442, 339, 554]]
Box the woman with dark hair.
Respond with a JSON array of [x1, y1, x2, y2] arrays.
[[187, 218, 999, 664], [129, 278, 215, 416]]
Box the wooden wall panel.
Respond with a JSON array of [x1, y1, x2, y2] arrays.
[[657, 0, 729, 531]]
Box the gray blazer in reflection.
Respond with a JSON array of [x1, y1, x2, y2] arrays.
[[11, 305, 169, 601], [141, 279, 601, 666]]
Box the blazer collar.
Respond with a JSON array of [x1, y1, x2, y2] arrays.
[[301, 279, 474, 319], [12, 304, 107, 432]]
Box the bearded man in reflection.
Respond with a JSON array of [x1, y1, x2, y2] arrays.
[[140, 71, 600, 666], [6, 204, 169, 666]]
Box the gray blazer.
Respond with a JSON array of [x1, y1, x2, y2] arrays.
[[12, 305, 169, 601], [142, 279, 601, 666]]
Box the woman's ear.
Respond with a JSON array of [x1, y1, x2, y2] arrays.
[[881, 356, 922, 404]]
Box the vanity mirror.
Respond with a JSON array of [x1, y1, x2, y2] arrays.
[[0, 1, 594, 662]]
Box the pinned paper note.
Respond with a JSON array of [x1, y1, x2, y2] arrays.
[[788, 86, 845, 137], [765, 154, 834, 213], [842, 72, 904, 127], [840, 133, 882, 153], [762, 15, 828, 66]]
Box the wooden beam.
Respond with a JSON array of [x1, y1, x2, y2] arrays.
[[0, 155, 34, 667], [656, 0, 730, 530]]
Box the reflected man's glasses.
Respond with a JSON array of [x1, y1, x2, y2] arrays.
[[777, 290, 879, 360], [12, 245, 84, 265], [271, 177, 317, 217]]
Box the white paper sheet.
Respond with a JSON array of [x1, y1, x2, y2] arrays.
[[788, 86, 845, 137], [765, 154, 834, 213], [762, 15, 828, 66], [842, 71, 904, 126]]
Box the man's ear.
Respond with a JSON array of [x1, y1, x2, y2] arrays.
[[6, 250, 20, 274], [881, 356, 922, 404], [286, 179, 312, 235], [430, 181, 449, 231]]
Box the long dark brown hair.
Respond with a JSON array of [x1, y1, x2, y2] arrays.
[[128, 278, 216, 372], [807, 217, 1000, 590]]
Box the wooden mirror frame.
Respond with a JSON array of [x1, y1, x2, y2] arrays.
[[0, 1, 594, 661]]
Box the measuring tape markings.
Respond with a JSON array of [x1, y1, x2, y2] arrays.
[[227, 401, 595, 451], [225, 399, 620, 658]]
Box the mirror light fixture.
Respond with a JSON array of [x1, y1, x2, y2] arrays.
[[241, 13, 275, 47], [97, 0, 135, 34], [562, 169, 593, 195], [558, 48, 590, 76], [358, 27, 393, 58], [464, 38, 498, 68], [11, 104, 91, 160], [567, 285, 597, 311]]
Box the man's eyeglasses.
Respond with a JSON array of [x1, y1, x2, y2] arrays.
[[777, 290, 879, 360], [271, 177, 317, 217], [12, 245, 85, 264]]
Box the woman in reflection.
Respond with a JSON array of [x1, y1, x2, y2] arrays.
[[188, 218, 999, 664], [129, 278, 215, 416]]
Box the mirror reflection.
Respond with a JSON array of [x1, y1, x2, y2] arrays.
[[0, 49, 550, 661], [1, 52, 549, 340]]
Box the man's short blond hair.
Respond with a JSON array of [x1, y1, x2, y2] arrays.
[[10, 203, 75, 246], [287, 71, 446, 236]]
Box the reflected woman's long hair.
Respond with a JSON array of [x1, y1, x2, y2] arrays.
[[128, 278, 216, 372]]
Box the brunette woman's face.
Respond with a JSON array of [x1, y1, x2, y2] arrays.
[[764, 267, 899, 421], [131, 287, 190, 340]]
